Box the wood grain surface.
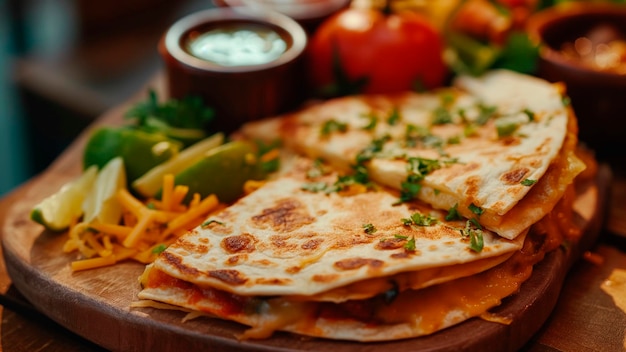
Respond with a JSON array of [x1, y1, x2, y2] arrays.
[[0, 78, 615, 351]]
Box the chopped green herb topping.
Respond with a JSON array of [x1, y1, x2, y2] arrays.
[[445, 203, 463, 221], [521, 178, 537, 186], [397, 157, 457, 204], [432, 106, 453, 125], [461, 219, 484, 253], [496, 119, 520, 138], [404, 236, 417, 252], [151, 244, 167, 254], [363, 223, 377, 234], [306, 158, 327, 179], [387, 107, 401, 125], [301, 181, 329, 193], [402, 212, 438, 227], [201, 219, 224, 228], [361, 112, 378, 131], [320, 119, 348, 136], [475, 104, 498, 126], [355, 135, 390, 164], [468, 203, 484, 216], [523, 108, 535, 122]]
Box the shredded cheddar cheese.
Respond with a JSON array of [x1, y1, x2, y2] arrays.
[[64, 173, 221, 271]]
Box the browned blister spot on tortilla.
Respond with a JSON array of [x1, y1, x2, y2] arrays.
[[376, 238, 406, 250], [333, 234, 375, 250], [252, 198, 314, 232], [170, 239, 210, 254], [221, 233, 256, 254], [255, 277, 292, 285], [208, 269, 248, 286], [501, 167, 529, 185], [464, 175, 481, 204], [334, 257, 384, 271], [161, 252, 201, 277], [312, 273, 340, 283], [225, 255, 246, 265], [390, 249, 421, 259], [270, 234, 298, 253], [301, 238, 324, 250], [500, 136, 521, 146], [252, 259, 276, 267], [285, 266, 301, 274]]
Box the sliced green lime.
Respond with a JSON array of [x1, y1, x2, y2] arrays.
[[83, 126, 182, 182], [82, 156, 127, 225], [132, 132, 225, 198], [30, 166, 98, 232], [168, 141, 265, 203]]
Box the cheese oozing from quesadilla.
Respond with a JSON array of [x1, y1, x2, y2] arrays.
[[135, 70, 592, 342]]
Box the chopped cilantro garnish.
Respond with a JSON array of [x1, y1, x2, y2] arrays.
[[521, 178, 537, 186], [151, 244, 167, 254], [306, 158, 327, 179], [396, 157, 457, 204], [361, 112, 378, 131], [401, 212, 438, 227], [475, 104, 498, 125], [394, 234, 408, 240], [432, 106, 453, 125], [469, 228, 484, 252], [445, 203, 462, 221], [523, 108, 535, 122], [201, 219, 224, 228], [468, 203, 484, 216], [404, 236, 416, 252], [461, 219, 484, 253], [320, 119, 348, 136], [301, 182, 329, 192], [387, 107, 401, 125], [363, 223, 377, 234], [496, 119, 520, 138]]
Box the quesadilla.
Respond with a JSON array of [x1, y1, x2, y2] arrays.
[[241, 70, 585, 239], [135, 70, 592, 341]]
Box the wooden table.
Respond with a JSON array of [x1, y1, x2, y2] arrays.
[[1, 77, 626, 351]]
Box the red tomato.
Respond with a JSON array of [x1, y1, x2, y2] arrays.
[[306, 7, 447, 96]]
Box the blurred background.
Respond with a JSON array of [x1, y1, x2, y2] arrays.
[[0, 0, 212, 197]]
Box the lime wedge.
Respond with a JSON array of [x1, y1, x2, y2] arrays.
[[83, 127, 182, 182], [30, 166, 98, 232], [83, 156, 127, 225], [132, 132, 225, 198], [169, 140, 265, 203]]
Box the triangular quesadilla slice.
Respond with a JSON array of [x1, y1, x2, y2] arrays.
[[240, 70, 586, 239]]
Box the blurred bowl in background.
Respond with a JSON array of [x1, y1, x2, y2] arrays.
[[215, 0, 350, 32], [527, 2, 626, 160], [160, 7, 307, 134]]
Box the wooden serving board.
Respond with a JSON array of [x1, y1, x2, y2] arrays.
[[0, 92, 611, 352]]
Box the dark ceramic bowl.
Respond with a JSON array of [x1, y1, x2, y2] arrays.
[[214, 0, 350, 32], [160, 7, 308, 134], [526, 3, 626, 159]]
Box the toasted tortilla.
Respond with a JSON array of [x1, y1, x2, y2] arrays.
[[148, 157, 524, 298], [241, 70, 584, 239]]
